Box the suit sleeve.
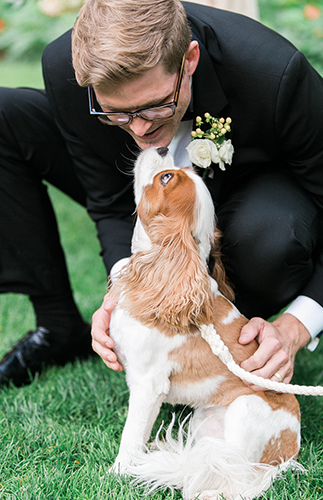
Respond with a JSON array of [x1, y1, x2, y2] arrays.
[[42, 31, 136, 274], [276, 50, 323, 208], [275, 50, 323, 306]]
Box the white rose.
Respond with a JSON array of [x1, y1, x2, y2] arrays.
[[218, 139, 234, 171], [186, 139, 220, 169]]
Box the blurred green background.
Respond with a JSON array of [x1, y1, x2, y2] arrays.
[[0, 0, 322, 90]]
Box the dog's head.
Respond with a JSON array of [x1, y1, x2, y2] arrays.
[[110, 147, 233, 330], [134, 147, 215, 263], [134, 147, 176, 205]]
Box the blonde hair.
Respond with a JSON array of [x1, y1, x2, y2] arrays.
[[72, 0, 191, 91]]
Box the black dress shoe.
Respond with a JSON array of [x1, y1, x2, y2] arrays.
[[0, 324, 93, 387]]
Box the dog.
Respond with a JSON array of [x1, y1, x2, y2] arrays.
[[108, 146, 301, 500]]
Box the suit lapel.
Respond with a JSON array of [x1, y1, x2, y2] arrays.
[[191, 35, 229, 204], [192, 34, 228, 119]]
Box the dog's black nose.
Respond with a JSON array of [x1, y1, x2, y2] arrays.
[[156, 147, 168, 158]]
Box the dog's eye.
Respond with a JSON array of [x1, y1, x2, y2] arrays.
[[160, 172, 174, 186]]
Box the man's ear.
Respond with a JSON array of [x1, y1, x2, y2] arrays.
[[186, 41, 200, 77]]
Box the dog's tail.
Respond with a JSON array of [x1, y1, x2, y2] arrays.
[[126, 414, 302, 500]]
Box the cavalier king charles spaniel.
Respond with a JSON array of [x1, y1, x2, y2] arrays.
[[108, 147, 301, 500]]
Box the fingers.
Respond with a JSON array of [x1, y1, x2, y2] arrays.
[[103, 296, 117, 313], [92, 338, 123, 371], [239, 317, 295, 392], [272, 372, 283, 383], [239, 317, 265, 345], [91, 326, 124, 372], [240, 338, 291, 378], [240, 335, 283, 372], [245, 372, 293, 392], [241, 353, 293, 392], [91, 296, 124, 372]]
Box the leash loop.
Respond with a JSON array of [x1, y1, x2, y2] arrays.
[[199, 324, 323, 396]]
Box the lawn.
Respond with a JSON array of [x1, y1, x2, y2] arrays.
[[1, 3, 323, 499]]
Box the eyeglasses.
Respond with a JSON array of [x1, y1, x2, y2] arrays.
[[88, 54, 186, 126]]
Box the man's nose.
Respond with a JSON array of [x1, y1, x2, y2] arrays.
[[128, 116, 153, 136]]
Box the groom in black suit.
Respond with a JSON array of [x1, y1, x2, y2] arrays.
[[0, 0, 323, 387]]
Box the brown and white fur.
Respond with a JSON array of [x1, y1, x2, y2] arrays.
[[109, 147, 301, 500]]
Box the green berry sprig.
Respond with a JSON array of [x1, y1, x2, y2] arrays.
[[191, 113, 232, 145]]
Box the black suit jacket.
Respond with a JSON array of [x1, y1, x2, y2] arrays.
[[42, 3, 323, 303]]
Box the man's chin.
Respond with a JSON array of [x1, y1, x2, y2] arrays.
[[139, 139, 170, 150], [132, 125, 172, 150]]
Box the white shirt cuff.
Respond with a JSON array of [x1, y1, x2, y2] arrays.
[[110, 258, 130, 283], [284, 295, 323, 351]]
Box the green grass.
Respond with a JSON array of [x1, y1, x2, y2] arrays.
[[0, 349, 323, 500], [1, 16, 323, 499], [0, 322, 323, 500]]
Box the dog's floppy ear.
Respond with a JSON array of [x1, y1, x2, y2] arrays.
[[110, 214, 215, 332], [210, 226, 235, 302]]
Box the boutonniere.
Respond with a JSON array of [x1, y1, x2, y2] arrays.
[[186, 113, 234, 179]]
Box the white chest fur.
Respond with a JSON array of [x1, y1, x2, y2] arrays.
[[110, 306, 187, 395], [110, 305, 226, 407]]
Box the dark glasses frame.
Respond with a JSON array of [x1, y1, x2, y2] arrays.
[[88, 54, 186, 126]]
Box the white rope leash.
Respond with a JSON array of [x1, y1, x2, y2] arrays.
[[199, 324, 323, 396]]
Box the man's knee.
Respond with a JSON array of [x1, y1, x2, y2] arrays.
[[218, 171, 320, 316], [0, 87, 54, 154], [0, 86, 86, 206], [222, 207, 318, 288], [0, 86, 46, 120]]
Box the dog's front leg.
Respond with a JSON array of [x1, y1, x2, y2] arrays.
[[112, 385, 166, 474]]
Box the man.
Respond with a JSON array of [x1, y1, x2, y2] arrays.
[[0, 0, 322, 388]]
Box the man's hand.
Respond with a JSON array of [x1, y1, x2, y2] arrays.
[[238, 313, 311, 391], [91, 294, 124, 371]]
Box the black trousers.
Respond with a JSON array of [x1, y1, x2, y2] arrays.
[[0, 87, 86, 299], [0, 87, 320, 319]]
